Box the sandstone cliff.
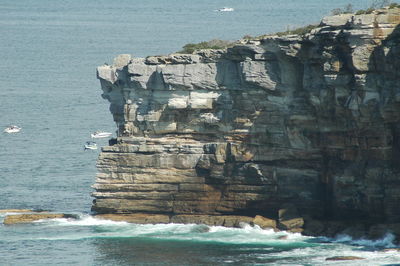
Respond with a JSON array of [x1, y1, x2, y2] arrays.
[[93, 8, 400, 237]]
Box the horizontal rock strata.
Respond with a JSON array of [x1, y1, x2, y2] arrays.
[[93, 7, 400, 238]]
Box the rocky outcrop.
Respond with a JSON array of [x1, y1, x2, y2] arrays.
[[92, 7, 400, 237], [3, 213, 77, 225], [325, 256, 364, 261]]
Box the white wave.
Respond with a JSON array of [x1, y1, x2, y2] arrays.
[[0, 211, 32, 218], [262, 244, 400, 266], [27, 215, 399, 249], [332, 233, 397, 248], [6, 214, 400, 265], [7, 214, 399, 251], [12, 216, 400, 265], [167, 224, 309, 246], [37, 214, 129, 226], [353, 233, 397, 248], [332, 234, 353, 243], [31, 216, 309, 245]]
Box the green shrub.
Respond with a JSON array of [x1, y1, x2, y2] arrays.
[[355, 7, 375, 15], [178, 39, 234, 54], [275, 24, 318, 37], [331, 4, 353, 15], [370, 0, 391, 9], [344, 4, 354, 13], [342, 1, 400, 16], [242, 35, 253, 40], [365, 7, 375, 14], [331, 8, 343, 15]]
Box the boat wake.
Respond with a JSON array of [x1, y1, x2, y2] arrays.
[[215, 7, 234, 12]]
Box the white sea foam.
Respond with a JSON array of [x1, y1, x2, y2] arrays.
[[0, 211, 31, 218], [10, 215, 400, 265], [37, 214, 129, 226], [26, 215, 400, 257], [332, 233, 397, 248], [261, 244, 400, 266], [32, 215, 308, 245]]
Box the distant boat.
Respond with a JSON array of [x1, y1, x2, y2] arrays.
[[4, 125, 21, 133], [84, 141, 97, 150], [217, 7, 234, 12], [91, 131, 112, 138]]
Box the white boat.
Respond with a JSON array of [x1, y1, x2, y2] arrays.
[[84, 141, 97, 150], [4, 125, 21, 133], [217, 7, 234, 12], [91, 131, 112, 138]]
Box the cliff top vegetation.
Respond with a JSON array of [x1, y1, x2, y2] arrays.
[[177, 1, 400, 54]]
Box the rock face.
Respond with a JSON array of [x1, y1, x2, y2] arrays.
[[93, 8, 400, 234]]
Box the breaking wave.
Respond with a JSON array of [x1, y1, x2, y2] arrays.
[[2, 214, 400, 265], [331, 233, 397, 248], [34, 215, 309, 245]]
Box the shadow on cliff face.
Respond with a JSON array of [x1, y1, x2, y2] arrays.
[[214, 22, 400, 223], [315, 23, 400, 223], [365, 23, 400, 222]]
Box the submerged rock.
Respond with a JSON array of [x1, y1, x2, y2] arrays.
[[190, 224, 210, 233], [325, 256, 364, 261]]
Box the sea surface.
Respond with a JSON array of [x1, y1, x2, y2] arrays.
[[1, 0, 400, 265]]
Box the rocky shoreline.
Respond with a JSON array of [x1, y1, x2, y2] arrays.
[[2, 209, 400, 244], [92, 7, 400, 241], [5, 209, 399, 262]]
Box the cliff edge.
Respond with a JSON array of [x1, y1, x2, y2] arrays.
[[93, 8, 400, 239]]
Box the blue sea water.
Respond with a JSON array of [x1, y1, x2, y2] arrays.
[[1, 0, 400, 265]]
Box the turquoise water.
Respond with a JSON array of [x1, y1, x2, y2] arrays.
[[1, 0, 400, 264], [1, 213, 400, 265]]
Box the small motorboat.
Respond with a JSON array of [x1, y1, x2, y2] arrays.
[[4, 125, 21, 133], [84, 141, 97, 150], [91, 131, 112, 138], [217, 7, 234, 12]]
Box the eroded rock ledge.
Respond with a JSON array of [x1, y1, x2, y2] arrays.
[[93, 8, 400, 239]]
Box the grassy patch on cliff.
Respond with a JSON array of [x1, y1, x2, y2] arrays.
[[334, 0, 400, 15], [178, 23, 318, 54], [178, 39, 235, 54], [389, 2, 400, 8], [331, 4, 354, 15], [178, 1, 400, 54], [275, 24, 319, 37], [250, 24, 318, 39]]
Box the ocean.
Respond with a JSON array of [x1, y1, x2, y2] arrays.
[[1, 0, 399, 265]]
